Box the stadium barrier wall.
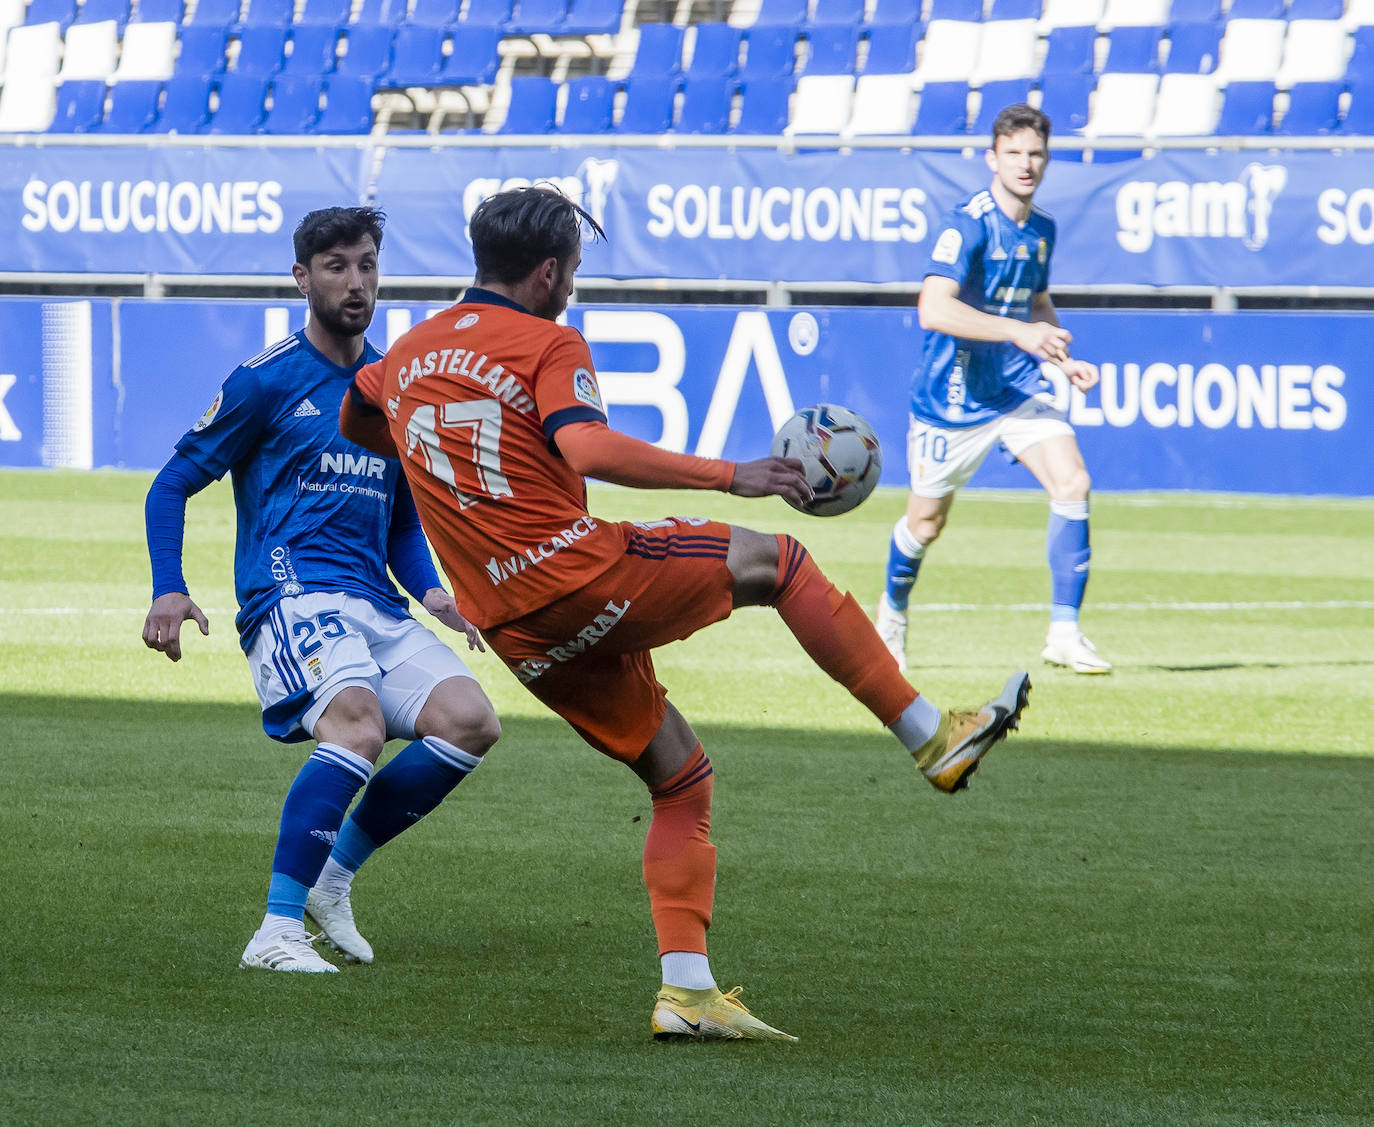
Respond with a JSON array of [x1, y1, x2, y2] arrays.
[[0, 297, 1364, 496], [6, 142, 1374, 288]]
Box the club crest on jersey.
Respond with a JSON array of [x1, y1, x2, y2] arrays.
[[1015, 244, 1030, 259], [281, 581, 304, 596], [454, 313, 480, 330], [931, 228, 962, 265], [192, 390, 223, 432], [572, 368, 603, 411]]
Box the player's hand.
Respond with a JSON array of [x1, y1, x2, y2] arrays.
[[729, 456, 814, 509], [1061, 358, 1100, 392], [1012, 321, 1074, 363], [142, 592, 209, 662], [423, 587, 485, 652]]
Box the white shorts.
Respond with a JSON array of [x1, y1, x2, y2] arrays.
[[906, 392, 1074, 498], [246, 591, 474, 743]]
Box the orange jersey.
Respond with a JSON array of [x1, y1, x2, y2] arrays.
[[351, 291, 627, 629]]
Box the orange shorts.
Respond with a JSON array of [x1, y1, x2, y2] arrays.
[[482, 518, 736, 763]]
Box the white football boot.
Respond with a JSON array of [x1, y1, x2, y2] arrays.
[[875, 595, 909, 672], [1041, 627, 1113, 674], [239, 927, 339, 973], [306, 884, 374, 964]]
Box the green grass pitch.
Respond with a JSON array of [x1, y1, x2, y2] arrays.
[[1, 469, 1371, 1126]]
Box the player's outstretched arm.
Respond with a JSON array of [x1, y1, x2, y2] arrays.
[[143, 454, 215, 662], [921, 275, 1072, 362], [143, 591, 210, 662]]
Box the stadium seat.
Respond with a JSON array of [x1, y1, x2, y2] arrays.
[[59, 20, 119, 80], [48, 78, 106, 131], [94, 77, 159, 130], [1040, 24, 1096, 73], [1084, 71, 1157, 134], [207, 73, 268, 131], [732, 76, 791, 132], [1349, 26, 1374, 79], [987, 0, 1041, 19], [927, 0, 981, 20], [1147, 71, 1219, 133], [867, 0, 919, 27], [188, 0, 242, 27], [336, 25, 394, 79], [1037, 69, 1093, 130], [296, 0, 350, 27], [1276, 79, 1343, 133], [4, 20, 61, 81], [131, 0, 183, 22], [379, 25, 445, 86], [1275, 19, 1350, 88], [1101, 26, 1162, 72], [615, 75, 678, 132], [23, 0, 77, 32], [630, 23, 685, 77], [786, 72, 853, 132], [280, 26, 340, 75], [912, 20, 981, 86], [558, 74, 615, 131], [845, 72, 914, 133], [738, 25, 797, 80], [175, 25, 229, 77], [1338, 78, 1374, 131], [802, 24, 859, 75], [1038, 0, 1104, 30], [970, 18, 1037, 83], [494, 73, 556, 131], [1289, 0, 1344, 17], [1162, 20, 1221, 72], [912, 80, 969, 134], [861, 22, 918, 73], [561, 0, 620, 35], [675, 75, 733, 132], [111, 22, 176, 79], [747, 0, 809, 30], [315, 74, 374, 131], [0, 76, 57, 130], [242, 0, 293, 28], [1226, 0, 1283, 18], [73, 0, 129, 32], [352, 0, 409, 28], [150, 74, 212, 131], [407, 0, 462, 27], [1167, 0, 1220, 18], [1343, 0, 1374, 29], [260, 74, 322, 131], [232, 26, 289, 77], [808, 0, 865, 28], [970, 78, 1033, 131], [1216, 79, 1275, 133], [684, 23, 742, 78], [439, 25, 501, 84], [505, 0, 566, 36], [1212, 19, 1286, 84], [458, 0, 513, 28], [1099, 0, 1168, 28]]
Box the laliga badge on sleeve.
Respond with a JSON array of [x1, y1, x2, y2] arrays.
[[572, 367, 604, 412], [192, 390, 224, 432], [931, 228, 962, 265]]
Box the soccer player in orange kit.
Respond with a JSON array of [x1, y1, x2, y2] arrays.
[[341, 186, 1031, 1042]]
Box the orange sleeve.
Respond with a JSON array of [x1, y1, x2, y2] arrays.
[[556, 421, 735, 492], [341, 362, 399, 459]]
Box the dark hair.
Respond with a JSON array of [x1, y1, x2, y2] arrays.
[[293, 206, 385, 265], [991, 103, 1052, 146], [469, 186, 605, 286]]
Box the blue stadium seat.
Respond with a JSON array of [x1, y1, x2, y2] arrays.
[[1338, 79, 1374, 133], [73, 0, 130, 32], [233, 26, 289, 77], [1216, 80, 1275, 133], [559, 75, 616, 131], [912, 80, 968, 134], [152, 75, 212, 132], [1166, 0, 1221, 19], [987, 0, 1041, 18], [1102, 26, 1161, 72], [861, 22, 919, 73], [131, 0, 183, 22], [630, 24, 686, 77], [1038, 71, 1093, 132], [94, 79, 159, 131], [1041, 25, 1096, 74], [336, 25, 394, 79], [208, 73, 269, 132], [685, 23, 742, 78], [261, 74, 322, 131], [1163, 21, 1222, 73], [867, 0, 921, 27], [803, 25, 860, 74], [24, 0, 78, 29], [561, 0, 621, 35], [281, 26, 340, 75], [458, 0, 513, 28], [970, 78, 1032, 132], [296, 0, 350, 27], [440, 26, 501, 84], [927, 0, 982, 20], [241, 0, 293, 28], [315, 74, 374, 131], [1276, 80, 1342, 134], [1346, 26, 1374, 81], [352, 0, 409, 28], [732, 77, 792, 132], [497, 74, 556, 131], [616, 75, 679, 132], [49, 80, 107, 132], [175, 25, 230, 76], [188, 0, 242, 26], [379, 25, 446, 86], [676, 75, 732, 132], [1286, 0, 1343, 17], [506, 0, 566, 35], [739, 25, 798, 81], [751, 0, 809, 30], [1225, 0, 1283, 18], [808, 0, 866, 27], [407, 0, 462, 28]]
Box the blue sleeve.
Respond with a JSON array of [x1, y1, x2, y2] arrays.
[[145, 452, 216, 600], [174, 365, 267, 479], [386, 474, 442, 603], [1037, 217, 1056, 293], [923, 207, 985, 286]]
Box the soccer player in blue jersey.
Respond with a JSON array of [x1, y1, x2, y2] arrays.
[[142, 206, 501, 972], [878, 104, 1111, 676]]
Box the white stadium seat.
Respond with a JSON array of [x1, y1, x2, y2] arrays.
[[0, 22, 61, 131], [1084, 71, 1159, 135], [60, 20, 120, 82], [0, 0, 24, 80], [971, 19, 1038, 84], [1148, 73, 1221, 136], [845, 73, 916, 135], [912, 19, 981, 87], [1343, 0, 1374, 30], [786, 73, 854, 134], [1038, 0, 1106, 31], [1275, 19, 1351, 88], [1212, 20, 1287, 85], [1098, 0, 1170, 30], [111, 21, 177, 81]]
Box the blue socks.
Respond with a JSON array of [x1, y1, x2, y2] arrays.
[[1047, 500, 1091, 624], [884, 517, 926, 612]]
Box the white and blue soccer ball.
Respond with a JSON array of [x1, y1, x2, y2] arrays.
[[770, 403, 882, 517]]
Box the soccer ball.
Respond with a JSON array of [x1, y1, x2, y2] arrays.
[[769, 404, 882, 517]]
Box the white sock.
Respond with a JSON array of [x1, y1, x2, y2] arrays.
[[1048, 619, 1081, 639], [888, 693, 943, 751], [891, 516, 926, 559], [259, 912, 303, 940], [661, 951, 715, 991], [315, 855, 354, 897]]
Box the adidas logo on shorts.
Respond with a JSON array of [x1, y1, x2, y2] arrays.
[[294, 398, 321, 418]]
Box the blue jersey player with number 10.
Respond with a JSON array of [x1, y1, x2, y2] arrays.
[[142, 207, 501, 972], [877, 104, 1112, 677]]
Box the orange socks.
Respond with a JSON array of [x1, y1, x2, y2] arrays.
[[769, 534, 919, 727], [642, 746, 717, 957]]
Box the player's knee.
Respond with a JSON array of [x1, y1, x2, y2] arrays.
[[913, 514, 946, 544], [451, 709, 501, 756], [1056, 466, 1091, 502], [315, 687, 386, 762], [416, 685, 501, 756]]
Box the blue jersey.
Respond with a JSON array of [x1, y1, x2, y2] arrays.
[[173, 330, 415, 651], [912, 189, 1057, 427]]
